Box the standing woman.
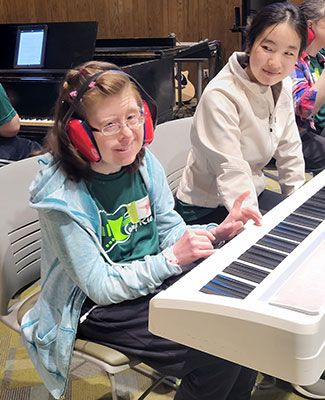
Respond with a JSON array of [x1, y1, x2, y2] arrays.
[[176, 2, 306, 225], [291, 0, 325, 174]]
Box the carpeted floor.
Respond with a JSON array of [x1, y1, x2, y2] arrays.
[[0, 311, 180, 400], [0, 311, 308, 400]]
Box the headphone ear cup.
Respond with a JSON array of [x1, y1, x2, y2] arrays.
[[67, 119, 101, 162], [142, 100, 154, 145], [308, 26, 315, 45]]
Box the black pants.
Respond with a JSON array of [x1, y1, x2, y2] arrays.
[[77, 270, 257, 400], [179, 189, 286, 225], [301, 128, 325, 174], [0, 136, 41, 161]]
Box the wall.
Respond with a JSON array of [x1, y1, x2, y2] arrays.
[[0, 0, 242, 62], [0, 0, 303, 97]]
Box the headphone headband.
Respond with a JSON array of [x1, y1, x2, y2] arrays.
[[63, 68, 158, 127]]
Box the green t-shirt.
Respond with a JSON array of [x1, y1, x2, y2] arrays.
[[0, 84, 16, 126], [87, 168, 159, 263], [174, 198, 215, 224], [310, 49, 325, 130]]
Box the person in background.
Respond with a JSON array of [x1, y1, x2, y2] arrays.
[[0, 83, 41, 161], [20, 60, 262, 400], [291, 0, 325, 174], [291, 3, 325, 397], [175, 2, 306, 225], [310, 47, 325, 133]]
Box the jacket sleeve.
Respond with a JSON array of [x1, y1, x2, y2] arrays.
[[194, 88, 259, 211], [291, 60, 317, 121], [273, 90, 305, 196], [39, 206, 183, 306]]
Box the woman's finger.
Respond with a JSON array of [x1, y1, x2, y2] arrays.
[[232, 190, 250, 209], [242, 208, 262, 225], [191, 228, 216, 241]]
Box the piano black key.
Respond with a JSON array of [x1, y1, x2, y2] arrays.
[[269, 222, 311, 242], [200, 284, 244, 299], [223, 261, 269, 283], [310, 197, 325, 206], [311, 188, 325, 202], [212, 275, 255, 295], [201, 181, 325, 301], [295, 204, 325, 220], [284, 213, 321, 230], [238, 245, 286, 269], [257, 234, 298, 253], [201, 274, 255, 299], [304, 198, 325, 212]]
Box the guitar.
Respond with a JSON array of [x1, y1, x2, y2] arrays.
[[175, 70, 195, 103]]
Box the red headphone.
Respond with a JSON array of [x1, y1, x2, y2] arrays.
[[308, 26, 315, 45], [64, 69, 157, 162]]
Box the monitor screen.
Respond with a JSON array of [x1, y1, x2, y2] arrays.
[[14, 25, 47, 68]]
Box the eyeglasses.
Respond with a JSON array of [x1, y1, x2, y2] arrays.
[[91, 113, 145, 137]]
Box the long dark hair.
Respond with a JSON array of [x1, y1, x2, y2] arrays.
[[245, 2, 307, 56], [44, 61, 145, 182]]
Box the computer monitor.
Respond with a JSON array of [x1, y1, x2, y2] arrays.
[[13, 25, 47, 68]]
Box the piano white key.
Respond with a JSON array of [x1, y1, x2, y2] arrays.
[[20, 118, 54, 127]]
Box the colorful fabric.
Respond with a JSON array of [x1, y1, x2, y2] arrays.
[[310, 49, 325, 130], [291, 51, 325, 132]]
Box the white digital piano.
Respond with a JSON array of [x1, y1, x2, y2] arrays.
[[149, 170, 325, 386]]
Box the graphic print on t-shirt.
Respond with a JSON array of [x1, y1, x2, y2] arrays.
[[100, 194, 153, 253]]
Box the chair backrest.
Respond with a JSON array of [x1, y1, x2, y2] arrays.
[[0, 156, 41, 315], [149, 117, 193, 193]]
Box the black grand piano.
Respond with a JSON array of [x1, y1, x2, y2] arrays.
[[0, 21, 221, 144], [0, 22, 98, 142]]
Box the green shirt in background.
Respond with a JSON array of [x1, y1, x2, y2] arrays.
[[0, 84, 16, 126], [87, 168, 159, 263]]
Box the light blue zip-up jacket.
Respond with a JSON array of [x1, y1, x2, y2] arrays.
[[21, 150, 189, 399]]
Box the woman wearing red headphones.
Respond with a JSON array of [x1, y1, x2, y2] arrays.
[[291, 0, 325, 175], [20, 61, 261, 400]]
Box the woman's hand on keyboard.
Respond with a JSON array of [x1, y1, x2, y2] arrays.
[[210, 191, 262, 242], [172, 229, 216, 266]]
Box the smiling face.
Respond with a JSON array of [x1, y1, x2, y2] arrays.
[[86, 88, 144, 174], [246, 22, 301, 86]]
